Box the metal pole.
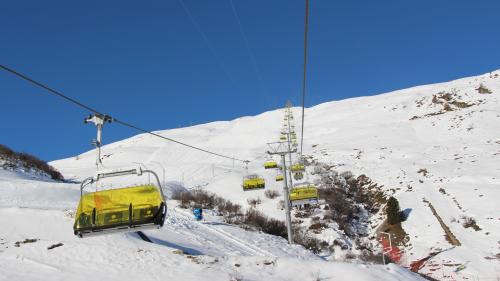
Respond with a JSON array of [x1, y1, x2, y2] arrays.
[[286, 104, 294, 189], [150, 161, 165, 187], [96, 123, 102, 170], [267, 141, 296, 245], [281, 154, 293, 244], [133, 161, 150, 183], [380, 232, 391, 265]]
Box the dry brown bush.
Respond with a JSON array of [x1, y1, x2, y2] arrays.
[[264, 189, 280, 199], [0, 144, 63, 181]]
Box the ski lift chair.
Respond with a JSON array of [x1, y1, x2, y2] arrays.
[[242, 174, 265, 191], [275, 174, 284, 182], [73, 167, 167, 238], [290, 162, 305, 172], [264, 160, 278, 169], [289, 183, 319, 207]]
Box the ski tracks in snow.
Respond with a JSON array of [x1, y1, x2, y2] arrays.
[[163, 207, 275, 257]]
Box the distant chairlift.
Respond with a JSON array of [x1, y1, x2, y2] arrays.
[[289, 183, 319, 208], [275, 171, 284, 182], [73, 167, 167, 238], [242, 174, 265, 191], [264, 159, 278, 169], [290, 162, 305, 173]]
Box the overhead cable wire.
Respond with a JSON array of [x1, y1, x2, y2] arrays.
[[0, 64, 248, 163], [299, 0, 310, 157], [0, 65, 103, 115], [177, 0, 238, 88], [229, 0, 267, 96]]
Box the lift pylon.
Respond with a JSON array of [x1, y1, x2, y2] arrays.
[[267, 141, 297, 244]]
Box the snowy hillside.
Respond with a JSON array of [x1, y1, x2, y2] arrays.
[[51, 70, 500, 280]]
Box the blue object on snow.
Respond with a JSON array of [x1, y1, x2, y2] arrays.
[[193, 208, 203, 221]]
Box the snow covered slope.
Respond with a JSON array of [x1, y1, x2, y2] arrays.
[[50, 70, 500, 280], [0, 169, 421, 280]]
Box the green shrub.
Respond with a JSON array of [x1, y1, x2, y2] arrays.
[[386, 196, 401, 225]]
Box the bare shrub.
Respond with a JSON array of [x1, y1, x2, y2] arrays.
[[243, 209, 287, 238], [217, 200, 242, 217], [309, 222, 328, 230], [173, 190, 242, 218], [294, 209, 313, 218], [264, 189, 280, 199], [461, 215, 481, 231], [293, 226, 324, 253], [0, 144, 63, 181], [358, 250, 383, 264], [277, 200, 285, 210], [417, 168, 428, 176], [247, 197, 262, 207], [171, 191, 194, 208]]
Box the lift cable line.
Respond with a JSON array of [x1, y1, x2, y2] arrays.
[[0, 64, 249, 163], [0, 65, 103, 115], [229, 0, 267, 96], [177, 0, 238, 89], [299, 0, 310, 157]]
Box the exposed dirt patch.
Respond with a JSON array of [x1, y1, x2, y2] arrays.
[[417, 168, 428, 177], [476, 83, 492, 94], [47, 243, 64, 250], [410, 91, 475, 120], [423, 199, 461, 246], [14, 238, 38, 247]]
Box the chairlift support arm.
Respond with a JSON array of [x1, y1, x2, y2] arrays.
[[84, 114, 112, 170]]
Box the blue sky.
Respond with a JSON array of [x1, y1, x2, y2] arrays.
[[1, 0, 499, 161]]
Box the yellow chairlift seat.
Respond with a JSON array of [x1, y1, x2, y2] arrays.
[[74, 168, 167, 238], [289, 184, 319, 206], [275, 174, 284, 182], [264, 160, 278, 169], [290, 163, 305, 172], [279, 135, 287, 141], [242, 174, 265, 191]]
